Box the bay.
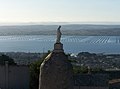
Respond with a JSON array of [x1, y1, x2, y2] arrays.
[[0, 35, 120, 54]]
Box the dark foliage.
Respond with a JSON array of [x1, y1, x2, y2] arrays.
[[0, 54, 16, 65], [29, 51, 51, 89]]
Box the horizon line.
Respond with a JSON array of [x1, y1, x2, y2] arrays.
[[0, 21, 120, 26]]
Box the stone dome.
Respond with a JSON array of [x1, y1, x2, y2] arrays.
[[39, 43, 74, 89]]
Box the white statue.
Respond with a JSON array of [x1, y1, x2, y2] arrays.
[[56, 26, 62, 43]]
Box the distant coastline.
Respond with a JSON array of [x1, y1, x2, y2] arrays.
[[0, 24, 120, 36]]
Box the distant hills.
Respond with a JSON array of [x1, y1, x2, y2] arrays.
[[0, 24, 120, 36]]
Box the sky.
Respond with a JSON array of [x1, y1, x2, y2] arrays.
[[0, 0, 120, 23]]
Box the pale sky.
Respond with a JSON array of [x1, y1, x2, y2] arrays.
[[0, 0, 120, 23]]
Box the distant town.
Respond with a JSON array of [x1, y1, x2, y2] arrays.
[[1, 52, 120, 70]]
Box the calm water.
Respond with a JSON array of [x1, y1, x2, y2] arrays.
[[0, 35, 120, 54]]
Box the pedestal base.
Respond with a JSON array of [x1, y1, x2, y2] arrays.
[[53, 43, 64, 52]]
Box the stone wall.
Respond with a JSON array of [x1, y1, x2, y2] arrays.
[[0, 64, 29, 89]]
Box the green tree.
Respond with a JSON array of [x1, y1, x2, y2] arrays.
[[0, 54, 16, 65], [73, 66, 88, 74], [29, 51, 51, 89]]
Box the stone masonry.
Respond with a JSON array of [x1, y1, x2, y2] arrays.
[[39, 26, 73, 89]]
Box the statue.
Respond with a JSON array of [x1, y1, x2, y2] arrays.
[[56, 26, 62, 43]]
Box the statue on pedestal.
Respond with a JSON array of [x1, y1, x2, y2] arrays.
[[54, 26, 63, 52], [56, 26, 62, 43], [39, 25, 74, 89]]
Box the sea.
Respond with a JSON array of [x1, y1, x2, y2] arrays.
[[0, 35, 120, 54]]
